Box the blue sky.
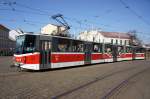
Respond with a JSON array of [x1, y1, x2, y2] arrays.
[[0, 0, 150, 43]]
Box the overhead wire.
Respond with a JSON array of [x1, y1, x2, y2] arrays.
[[0, 8, 51, 16], [1, 1, 149, 40], [0, 17, 49, 30], [1, 1, 114, 31], [120, 3, 150, 42], [119, 0, 150, 26]]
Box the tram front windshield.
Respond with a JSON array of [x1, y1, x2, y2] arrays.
[[15, 35, 36, 54]]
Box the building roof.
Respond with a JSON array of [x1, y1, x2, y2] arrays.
[[100, 31, 130, 39], [0, 24, 10, 31], [43, 24, 65, 28]]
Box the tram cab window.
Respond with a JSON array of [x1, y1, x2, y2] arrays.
[[16, 35, 25, 54], [72, 40, 84, 52]]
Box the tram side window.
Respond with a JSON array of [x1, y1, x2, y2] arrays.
[[105, 45, 112, 53], [126, 47, 132, 53], [136, 48, 145, 53], [57, 38, 71, 52], [136, 48, 140, 53], [93, 44, 99, 52], [72, 40, 84, 52], [118, 46, 124, 53], [141, 49, 145, 53]]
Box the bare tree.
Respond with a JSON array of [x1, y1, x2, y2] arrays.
[[127, 30, 142, 46]]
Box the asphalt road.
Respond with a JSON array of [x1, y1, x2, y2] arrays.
[[0, 56, 150, 99]]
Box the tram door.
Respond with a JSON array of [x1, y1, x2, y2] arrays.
[[84, 43, 92, 64], [112, 45, 117, 62], [40, 41, 51, 69], [132, 47, 136, 60]]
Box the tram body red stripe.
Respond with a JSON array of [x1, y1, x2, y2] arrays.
[[103, 53, 112, 59], [51, 53, 84, 63], [124, 53, 133, 58], [25, 54, 40, 64], [91, 53, 103, 60], [15, 53, 40, 64], [135, 53, 145, 57], [14, 53, 145, 65], [118, 54, 124, 58]]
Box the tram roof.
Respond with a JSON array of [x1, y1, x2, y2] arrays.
[[18, 33, 143, 48], [19, 33, 105, 44]]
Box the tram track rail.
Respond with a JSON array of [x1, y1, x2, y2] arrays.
[[52, 65, 147, 99], [102, 66, 150, 99]]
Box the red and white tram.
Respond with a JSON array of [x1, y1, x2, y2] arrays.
[[133, 46, 145, 60], [13, 34, 145, 70]]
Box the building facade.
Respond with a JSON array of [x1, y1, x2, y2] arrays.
[[77, 30, 130, 46], [41, 24, 69, 36], [0, 24, 15, 56], [9, 30, 21, 41]]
